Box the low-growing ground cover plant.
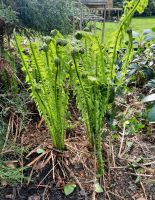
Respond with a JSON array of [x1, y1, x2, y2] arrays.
[[126, 28, 155, 87], [143, 80, 155, 123]]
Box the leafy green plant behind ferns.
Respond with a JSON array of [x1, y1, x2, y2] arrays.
[[14, 30, 70, 150], [71, 0, 148, 176]]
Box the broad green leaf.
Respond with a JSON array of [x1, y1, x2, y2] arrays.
[[126, 141, 133, 148], [148, 105, 155, 122], [146, 79, 155, 88], [112, 134, 119, 140], [136, 157, 144, 163], [143, 94, 155, 103], [142, 29, 152, 35], [87, 76, 98, 82], [36, 148, 45, 154], [135, 176, 140, 183], [144, 35, 155, 42], [132, 31, 140, 38], [95, 182, 104, 193], [64, 184, 76, 196], [150, 44, 155, 50], [152, 27, 155, 32]]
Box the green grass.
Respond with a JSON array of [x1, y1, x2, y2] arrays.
[[131, 17, 155, 32], [96, 17, 155, 42]]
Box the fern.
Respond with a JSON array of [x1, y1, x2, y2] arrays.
[[14, 0, 148, 174], [109, 0, 148, 81], [14, 30, 70, 150], [71, 32, 109, 175], [71, 0, 148, 176]]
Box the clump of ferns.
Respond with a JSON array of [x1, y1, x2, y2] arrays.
[[71, 0, 148, 176], [14, 30, 71, 150], [71, 32, 114, 176]]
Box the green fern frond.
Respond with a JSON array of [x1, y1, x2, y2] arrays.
[[71, 0, 148, 176], [14, 31, 70, 150]]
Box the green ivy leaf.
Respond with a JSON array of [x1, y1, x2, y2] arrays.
[[132, 31, 140, 38], [87, 76, 98, 82], [142, 29, 152, 35], [143, 94, 155, 103], [148, 105, 155, 122], [36, 148, 45, 154], [64, 184, 76, 196], [150, 44, 155, 50], [95, 182, 104, 193], [135, 176, 140, 183], [126, 141, 133, 148], [144, 35, 155, 42], [152, 27, 155, 32]]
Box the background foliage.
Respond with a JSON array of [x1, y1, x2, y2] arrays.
[[0, 0, 154, 35], [2, 0, 74, 34], [114, 0, 155, 16]]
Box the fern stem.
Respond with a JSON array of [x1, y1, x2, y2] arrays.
[[119, 32, 133, 84], [14, 33, 53, 138], [106, 0, 141, 107], [111, 0, 141, 73], [55, 49, 65, 149], [29, 42, 60, 148], [72, 55, 94, 145], [45, 50, 65, 149], [93, 86, 104, 176]]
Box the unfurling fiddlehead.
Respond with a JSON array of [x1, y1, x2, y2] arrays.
[[71, 0, 148, 176], [14, 30, 70, 150]]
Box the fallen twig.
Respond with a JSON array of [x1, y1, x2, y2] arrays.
[[124, 172, 154, 177], [108, 191, 126, 200], [118, 122, 127, 157], [140, 180, 147, 200], [62, 160, 88, 200], [27, 150, 49, 167]]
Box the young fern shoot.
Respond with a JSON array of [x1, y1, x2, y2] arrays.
[[71, 32, 108, 175], [14, 30, 70, 150], [71, 0, 148, 176]]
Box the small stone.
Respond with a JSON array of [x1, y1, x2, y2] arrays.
[[80, 189, 87, 196], [1, 179, 8, 186], [5, 194, 14, 199]]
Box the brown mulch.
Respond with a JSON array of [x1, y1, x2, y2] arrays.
[[1, 88, 155, 199], [2, 115, 154, 199]]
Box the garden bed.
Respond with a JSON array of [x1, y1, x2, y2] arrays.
[[1, 90, 155, 200]]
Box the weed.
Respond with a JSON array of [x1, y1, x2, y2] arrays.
[[0, 161, 27, 185]]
